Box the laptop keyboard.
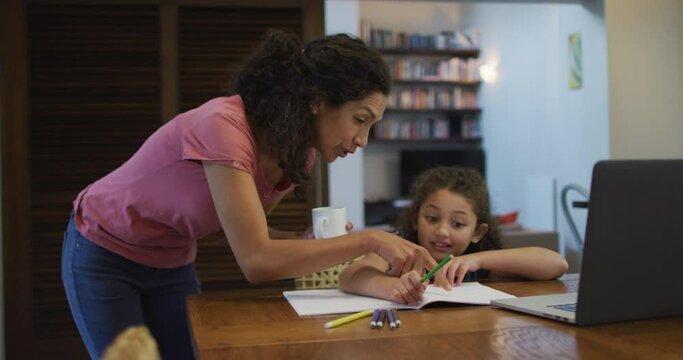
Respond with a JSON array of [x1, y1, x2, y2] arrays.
[[548, 303, 577, 312]]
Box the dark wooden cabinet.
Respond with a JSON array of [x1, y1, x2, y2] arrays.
[[1, 1, 324, 358]]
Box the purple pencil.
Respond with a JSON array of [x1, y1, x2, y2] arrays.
[[377, 309, 386, 329], [386, 308, 397, 330], [391, 308, 401, 327], [370, 309, 381, 328]]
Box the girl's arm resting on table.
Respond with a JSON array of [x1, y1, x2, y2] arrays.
[[340, 247, 567, 298], [339, 253, 431, 304], [203, 162, 445, 283], [339, 254, 398, 301], [472, 247, 569, 280]]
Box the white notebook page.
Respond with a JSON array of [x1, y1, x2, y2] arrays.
[[283, 282, 515, 316]]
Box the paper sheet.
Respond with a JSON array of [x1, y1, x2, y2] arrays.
[[283, 282, 515, 316]]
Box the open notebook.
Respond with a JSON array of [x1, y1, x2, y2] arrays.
[[283, 282, 515, 316]]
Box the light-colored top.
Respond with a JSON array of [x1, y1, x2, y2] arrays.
[[74, 95, 315, 268]]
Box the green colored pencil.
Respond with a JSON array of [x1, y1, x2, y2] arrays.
[[420, 254, 454, 283]]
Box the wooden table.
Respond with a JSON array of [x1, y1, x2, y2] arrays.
[[187, 277, 683, 359]]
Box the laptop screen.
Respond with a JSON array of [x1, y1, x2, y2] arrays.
[[576, 159, 683, 325]]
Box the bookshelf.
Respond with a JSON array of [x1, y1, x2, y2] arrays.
[[376, 48, 482, 143], [359, 22, 483, 143]]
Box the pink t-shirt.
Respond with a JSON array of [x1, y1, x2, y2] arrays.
[[74, 95, 315, 268]]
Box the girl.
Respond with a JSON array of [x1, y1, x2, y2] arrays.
[[340, 167, 568, 304]]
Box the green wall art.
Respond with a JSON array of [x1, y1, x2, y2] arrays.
[[568, 32, 583, 89]]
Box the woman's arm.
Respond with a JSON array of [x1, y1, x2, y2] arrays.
[[203, 162, 445, 284], [447, 247, 569, 285], [267, 227, 305, 240]]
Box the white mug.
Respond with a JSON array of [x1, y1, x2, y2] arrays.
[[312, 207, 347, 239]]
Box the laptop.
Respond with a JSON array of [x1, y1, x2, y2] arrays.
[[492, 159, 683, 325]]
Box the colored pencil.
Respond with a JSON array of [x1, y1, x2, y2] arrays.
[[324, 309, 374, 329], [386, 307, 397, 329], [420, 254, 454, 283], [377, 309, 386, 329], [391, 308, 401, 327], [370, 308, 381, 328]]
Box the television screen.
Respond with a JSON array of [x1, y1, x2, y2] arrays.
[[399, 149, 486, 197]]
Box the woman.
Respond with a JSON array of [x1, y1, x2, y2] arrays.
[[62, 31, 446, 359]]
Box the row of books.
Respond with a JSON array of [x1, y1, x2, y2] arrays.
[[372, 118, 481, 140], [388, 58, 480, 82], [360, 20, 480, 50], [387, 88, 478, 110]]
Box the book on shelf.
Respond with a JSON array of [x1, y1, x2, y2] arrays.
[[360, 20, 480, 51], [461, 117, 481, 139], [373, 117, 449, 140], [372, 117, 479, 141], [388, 57, 480, 82], [388, 87, 479, 110]]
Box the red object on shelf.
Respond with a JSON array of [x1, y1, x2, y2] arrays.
[[496, 211, 519, 224]]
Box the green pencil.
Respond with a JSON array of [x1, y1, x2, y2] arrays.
[[420, 254, 454, 283]]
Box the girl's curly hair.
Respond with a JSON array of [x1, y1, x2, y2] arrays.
[[232, 30, 391, 185], [395, 166, 501, 254]]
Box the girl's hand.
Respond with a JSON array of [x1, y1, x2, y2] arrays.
[[390, 270, 426, 305], [445, 254, 482, 287], [370, 231, 448, 287]]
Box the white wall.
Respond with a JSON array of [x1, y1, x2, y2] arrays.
[[556, 0, 609, 269], [465, 1, 609, 271], [324, 0, 366, 229], [605, 0, 683, 159], [359, 1, 610, 272]]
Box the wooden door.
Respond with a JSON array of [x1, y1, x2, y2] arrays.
[[1, 1, 324, 358]]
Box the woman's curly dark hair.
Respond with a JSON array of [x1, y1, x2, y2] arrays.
[[232, 30, 391, 185], [395, 167, 501, 254]]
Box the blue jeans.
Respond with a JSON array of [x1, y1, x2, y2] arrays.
[[62, 214, 200, 359]]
